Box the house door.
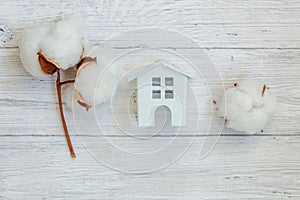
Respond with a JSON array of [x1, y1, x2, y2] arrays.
[[154, 105, 172, 127]]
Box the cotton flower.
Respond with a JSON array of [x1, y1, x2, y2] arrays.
[[72, 45, 123, 110], [18, 17, 123, 157], [18, 16, 88, 158], [19, 16, 85, 77], [217, 80, 276, 133]]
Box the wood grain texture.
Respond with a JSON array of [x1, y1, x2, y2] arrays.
[[0, 0, 299, 199], [1, 136, 300, 199]]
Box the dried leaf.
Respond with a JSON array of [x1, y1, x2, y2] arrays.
[[74, 89, 92, 111], [37, 51, 60, 75], [262, 84, 267, 97], [75, 56, 97, 77], [225, 118, 229, 125], [80, 47, 85, 58], [77, 101, 92, 111]]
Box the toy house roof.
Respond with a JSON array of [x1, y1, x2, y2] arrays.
[[128, 60, 193, 82]]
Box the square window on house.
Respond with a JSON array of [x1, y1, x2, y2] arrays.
[[165, 77, 174, 86], [165, 90, 174, 99], [152, 90, 161, 99], [152, 77, 161, 86]]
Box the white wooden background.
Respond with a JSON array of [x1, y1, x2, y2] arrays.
[[1, 0, 300, 199]]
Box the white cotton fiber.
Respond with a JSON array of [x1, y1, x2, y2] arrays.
[[19, 25, 51, 77], [39, 16, 84, 70], [19, 16, 85, 77], [73, 45, 123, 109], [217, 80, 276, 133]]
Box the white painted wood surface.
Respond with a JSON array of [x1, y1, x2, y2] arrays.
[[0, 0, 300, 199]]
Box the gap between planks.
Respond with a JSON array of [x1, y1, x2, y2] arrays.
[[2, 47, 300, 50], [0, 134, 299, 137]]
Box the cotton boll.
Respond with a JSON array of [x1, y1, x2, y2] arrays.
[[39, 17, 84, 70], [52, 16, 83, 36], [18, 16, 85, 77], [217, 80, 276, 133], [19, 25, 51, 77], [73, 45, 123, 110]]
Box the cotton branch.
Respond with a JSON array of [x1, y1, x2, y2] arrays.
[[56, 70, 76, 158]]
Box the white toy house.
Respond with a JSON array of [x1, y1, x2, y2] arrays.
[[129, 61, 192, 127]]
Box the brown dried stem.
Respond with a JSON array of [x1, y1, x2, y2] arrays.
[[56, 70, 76, 158]]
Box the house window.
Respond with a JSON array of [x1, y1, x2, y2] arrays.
[[165, 77, 173, 86], [152, 77, 161, 86], [165, 90, 174, 99], [152, 90, 161, 99]]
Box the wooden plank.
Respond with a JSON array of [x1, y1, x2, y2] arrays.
[[0, 48, 299, 135], [1, 0, 300, 48], [1, 0, 299, 26], [2, 24, 300, 49], [1, 135, 300, 199]]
